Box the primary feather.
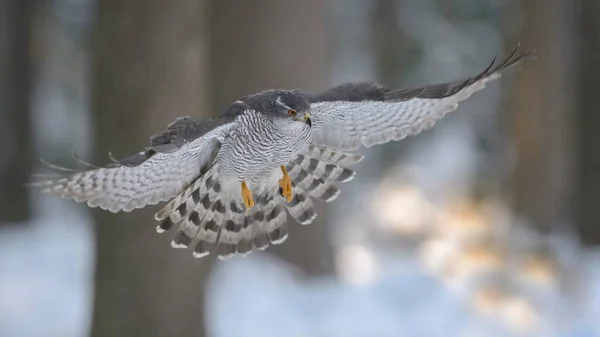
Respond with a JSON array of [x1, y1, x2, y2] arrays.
[[308, 45, 534, 150]]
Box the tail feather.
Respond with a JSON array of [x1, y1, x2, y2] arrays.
[[251, 194, 278, 250], [301, 144, 364, 167], [285, 187, 317, 225], [190, 198, 227, 257], [192, 217, 220, 258], [214, 201, 245, 260], [290, 154, 355, 183], [207, 214, 240, 259], [287, 166, 340, 202], [265, 202, 288, 245], [237, 210, 261, 255], [155, 166, 219, 230], [170, 199, 214, 250], [159, 169, 224, 257], [172, 230, 194, 249], [158, 148, 362, 259]]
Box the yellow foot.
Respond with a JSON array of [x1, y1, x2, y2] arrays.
[[279, 165, 293, 202], [241, 180, 255, 210]]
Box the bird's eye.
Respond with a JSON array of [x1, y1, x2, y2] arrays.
[[288, 109, 297, 116]]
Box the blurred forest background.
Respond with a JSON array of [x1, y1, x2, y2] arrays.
[[1, 0, 600, 336]]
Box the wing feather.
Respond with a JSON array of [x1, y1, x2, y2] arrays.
[[149, 116, 234, 153], [31, 123, 233, 212], [309, 45, 534, 150]]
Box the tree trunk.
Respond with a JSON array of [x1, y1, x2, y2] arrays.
[[208, 0, 334, 276], [0, 0, 34, 223], [506, 0, 574, 233], [575, 0, 600, 245], [90, 1, 213, 336]]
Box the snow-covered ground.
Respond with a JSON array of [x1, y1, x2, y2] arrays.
[[0, 199, 94, 337], [2, 202, 600, 337]]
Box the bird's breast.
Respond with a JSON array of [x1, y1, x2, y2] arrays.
[[219, 116, 311, 182]]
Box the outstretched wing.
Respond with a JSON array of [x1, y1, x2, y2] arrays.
[[32, 118, 235, 213], [308, 45, 535, 150]]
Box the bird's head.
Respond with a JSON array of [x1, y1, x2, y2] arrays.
[[271, 91, 312, 128]]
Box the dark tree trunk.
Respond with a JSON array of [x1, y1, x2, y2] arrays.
[[575, 0, 600, 245], [506, 0, 574, 234], [0, 0, 35, 223], [90, 1, 213, 336], [208, 0, 334, 276]]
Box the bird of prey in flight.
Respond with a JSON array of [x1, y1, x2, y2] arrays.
[[33, 45, 533, 260]]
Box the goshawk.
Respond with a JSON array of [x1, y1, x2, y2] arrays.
[[34, 46, 533, 259]]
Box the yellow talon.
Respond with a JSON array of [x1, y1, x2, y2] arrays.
[[241, 180, 255, 210], [279, 165, 293, 202]]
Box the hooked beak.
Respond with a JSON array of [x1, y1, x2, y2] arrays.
[[293, 112, 312, 127], [303, 112, 312, 127]]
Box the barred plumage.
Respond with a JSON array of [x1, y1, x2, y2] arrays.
[[154, 145, 358, 259], [32, 46, 534, 260], [309, 45, 534, 150], [285, 188, 317, 225], [30, 125, 231, 213]]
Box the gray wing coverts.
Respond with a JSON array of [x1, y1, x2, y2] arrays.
[[106, 116, 234, 168], [308, 45, 534, 150], [149, 116, 234, 153]]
